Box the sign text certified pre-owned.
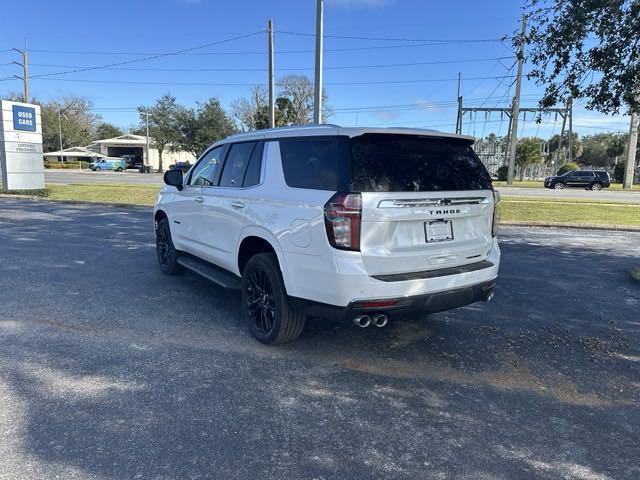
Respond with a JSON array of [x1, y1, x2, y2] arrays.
[[12, 105, 37, 132]]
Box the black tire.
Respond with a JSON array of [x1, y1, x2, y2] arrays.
[[95, 166, 101, 172], [553, 182, 565, 190], [155, 217, 182, 275], [116, 167, 123, 172], [590, 182, 602, 191], [241, 253, 306, 344]]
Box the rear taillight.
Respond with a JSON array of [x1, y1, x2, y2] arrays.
[[492, 190, 500, 237], [324, 192, 362, 251]]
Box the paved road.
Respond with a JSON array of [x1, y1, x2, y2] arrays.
[[45, 170, 640, 203], [1, 198, 639, 479]]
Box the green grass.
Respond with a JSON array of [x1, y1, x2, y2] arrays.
[[46, 184, 159, 205], [2, 184, 159, 206], [501, 200, 640, 227], [501, 195, 637, 205], [494, 180, 640, 190]]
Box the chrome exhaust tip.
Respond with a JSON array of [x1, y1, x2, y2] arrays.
[[372, 313, 388, 328], [353, 315, 371, 328], [484, 289, 495, 303]]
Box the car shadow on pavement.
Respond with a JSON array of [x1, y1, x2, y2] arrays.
[[1, 200, 639, 479]]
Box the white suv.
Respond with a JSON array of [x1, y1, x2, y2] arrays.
[[155, 125, 501, 344]]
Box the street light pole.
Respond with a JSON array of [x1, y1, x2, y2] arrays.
[[58, 110, 64, 163], [144, 110, 151, 172], [313, 0, 324, 124]]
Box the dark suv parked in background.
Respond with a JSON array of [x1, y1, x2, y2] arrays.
[[544, 170, 611, 191]]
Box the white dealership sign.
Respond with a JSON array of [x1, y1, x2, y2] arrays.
[[0, 100, 44, 190]]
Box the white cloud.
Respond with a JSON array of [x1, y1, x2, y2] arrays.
[[374, 111, 399, 121], [415, 98, 443, 112]]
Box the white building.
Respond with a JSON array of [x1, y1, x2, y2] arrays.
[[43, 146, 102, 163], [87, 134, 196, 171]]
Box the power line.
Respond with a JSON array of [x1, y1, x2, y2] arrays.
[[28, 56, 515, 73], [276, 30, 511, 43], [26, 41, 510, 57], [28, 30, 264, 79], [30, 75, 516, 87]]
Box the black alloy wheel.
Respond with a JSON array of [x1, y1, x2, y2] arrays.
[[241, 253, 306, 344], [246, 268, 277, 334], [155, 217, 182, 274]]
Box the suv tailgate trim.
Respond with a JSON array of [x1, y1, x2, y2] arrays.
[[371, 260, 494, 282]]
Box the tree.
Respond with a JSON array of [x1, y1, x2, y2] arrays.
[[231, 86, 270, 131], [515, 137, 543, 180], [139, 94, 183, 172], [547, 132, 582, 164], [579, 133, 627, 168], [94, 122, 123, 140], [525, 0, 640, 115], [557, 162, 580, 176], [231, 76, 333, 131], [278, 75, 332, 125], [178, 98, 236, 157], [40, 97, 100, 153]]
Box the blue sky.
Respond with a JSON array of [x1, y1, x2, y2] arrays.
[[0, 0, 630, 137]]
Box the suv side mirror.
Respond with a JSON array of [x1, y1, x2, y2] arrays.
[[164, 169, 184, 191]]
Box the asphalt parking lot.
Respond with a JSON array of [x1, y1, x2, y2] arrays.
[[1, 198, 639, 480]]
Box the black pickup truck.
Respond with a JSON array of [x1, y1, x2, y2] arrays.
[[544, 170, 611, 191]]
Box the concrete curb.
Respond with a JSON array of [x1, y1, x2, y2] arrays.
[[501, 221, 640, 233]]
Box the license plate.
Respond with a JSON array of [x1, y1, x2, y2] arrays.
[[424, 220, 454, 243]]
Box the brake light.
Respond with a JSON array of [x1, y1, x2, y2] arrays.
[[492, 190, 500, 237], [324, 192, 362, 251]]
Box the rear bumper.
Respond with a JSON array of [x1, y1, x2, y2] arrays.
[[290, 280, 496, 321], [282, 237, 500, 308]]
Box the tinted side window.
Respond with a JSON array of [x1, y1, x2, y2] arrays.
[[189, 146, 225, 186], [220, 142, 255, 187], [350, 134, 492, 192], [279, 138, 339, 190], [243, 141, 264, 187]]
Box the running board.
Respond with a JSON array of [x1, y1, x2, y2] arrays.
[[177, 255, 241, 290]]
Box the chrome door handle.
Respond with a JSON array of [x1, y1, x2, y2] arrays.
[[194, 196, 204, 203], [231, 201, 245, 209]]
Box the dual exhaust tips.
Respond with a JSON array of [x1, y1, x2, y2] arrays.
[[353, 313, 388, 328]]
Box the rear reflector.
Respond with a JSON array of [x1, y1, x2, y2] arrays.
[[356, 300, 399, 308]]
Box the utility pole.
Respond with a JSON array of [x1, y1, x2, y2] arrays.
[[555, 107, 568, 170], [567, 96, 573, 163], [456, 73, 462, 134], [623, 104, 639, 189], [12, 44, 29, 103], [313, 0, 324, 124], [267, 20, 275, 129], [506, 14, 526, 185], [143, 110, 151, 172]]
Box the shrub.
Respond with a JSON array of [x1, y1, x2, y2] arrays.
[[44, 161, 91, 169], [557, 162, 580, 176], [497, 166, 508, 181]]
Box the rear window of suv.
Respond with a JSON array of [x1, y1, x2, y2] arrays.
[[350, 134, 492, 192], [278, 134, 491, 192]]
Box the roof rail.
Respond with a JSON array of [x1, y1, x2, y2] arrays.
[[227, 123, 342, 138]]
